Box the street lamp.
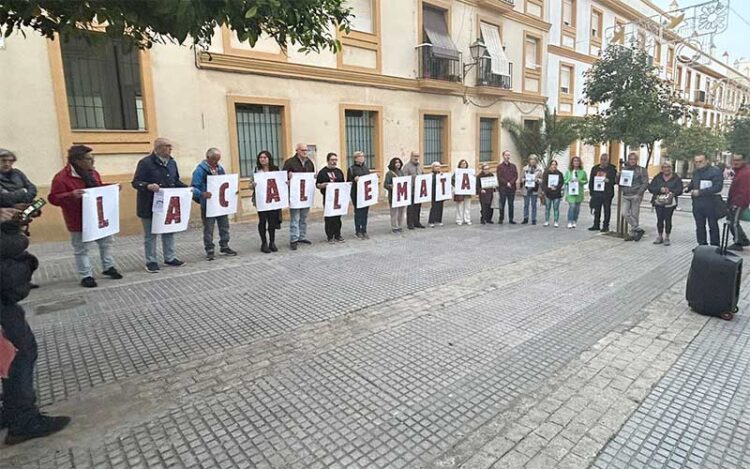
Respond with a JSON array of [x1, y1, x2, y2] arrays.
[[462, 38, 487, 79]]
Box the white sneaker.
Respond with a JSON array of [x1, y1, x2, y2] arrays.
[[457, 222, 463, 226], [466, 221, 472, 225], [567, 222, 573, 228], [554, 222, 559, 228], [543, 222, 550, 227], [439, 223, 444, 226], [429, 223, 435, 228], [572, 222, 577, 228]]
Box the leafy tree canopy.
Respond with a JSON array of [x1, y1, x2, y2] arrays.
[[662, 124, 726, 162], [578, 46, 688, 167], [727, 116, 750, 158], [0, 0, 353, 52], [502, 106, 578, 168]]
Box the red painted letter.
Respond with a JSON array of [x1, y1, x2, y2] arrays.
[[299, 178, 308, 202], [363, 180, 373, 201], [440, 177, 447, 194], [96, 196, 109, 229], [461, 174, 471, 190], [396, 181, 408, 202], [333, 188, 342, 209], [266, 179, 281, 204], [219, 182, 229, 207], [420, 179, 428, 198], [164, 196, 182, 224]]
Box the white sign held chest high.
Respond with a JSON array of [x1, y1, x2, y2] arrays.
[[151, 188, 193, 234], [206, 174, 239, 217], [390, 176, 412, 208], [254, 171, 289, 212], [356, 173, 379, 208], [413, 174, 433, 204], [454, 169, 477, 195], [324, 182, 351, 217], [82, 184, 120, 242], [619, 170, 634, 187], [289, 173, 316, 209], [435, 173, 452, 202]]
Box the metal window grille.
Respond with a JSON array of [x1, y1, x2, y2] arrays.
[[60, 34, 144, 130], [479, 118, 494, 162], [235, 104, 283, 177], [345, 110, 376, 169], [423, 116, 445, 165]]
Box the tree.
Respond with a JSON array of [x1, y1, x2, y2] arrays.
[[663, 124, 726, 162], [578, 46, 688, 168], [727, 116, 750, 158], [0, 0, 353, 52], [502, 106, 578, 168]]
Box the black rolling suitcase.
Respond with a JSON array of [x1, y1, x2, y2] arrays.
[[686, 223, 742, 320]]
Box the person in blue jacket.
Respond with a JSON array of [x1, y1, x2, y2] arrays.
[[191, 148, 238, 261], [131, 137, 189, 273], [686, 153, 725, 246]]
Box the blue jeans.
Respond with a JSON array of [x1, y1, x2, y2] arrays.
[[70, 232, 115, 279], [289, 208, 310, 242], [523, 193, 538, 221], [354, 207, 369, 234], [141, 218, 177, 264], [1, 303, 38, 428], [200, 206, 230, 253], [567, 202, 581, 222], [545, 198, 560, 222]]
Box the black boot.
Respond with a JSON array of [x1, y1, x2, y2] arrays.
[[268, 229, 278, 252], [258, 226, 270, 253], [5, 414, 71, 445]]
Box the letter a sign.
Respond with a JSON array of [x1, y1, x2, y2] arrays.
[[454, 168, 477, 195], [254, 171, 289, 211], [206, 174, 239, 217], [82, 184, 120, 242], [151, 188, 193, 234]]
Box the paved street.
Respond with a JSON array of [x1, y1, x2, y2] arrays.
[[1, 201, 748, 468]]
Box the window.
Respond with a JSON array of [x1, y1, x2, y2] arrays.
[[560, 65, 573, 94], [523, 33, 542, 93], [60, 32, 144, 130], [423, 115, 446, 165], [667, 46, 675, 69], [525, 0, 544, 18], [345, 110, 376, 169], [559, 64, 575, 115], [347, 0, 374, 33], [478, 118, 497, 162], [686, 70, 692, 91], [654, 42, 662, 65], [420, 4, 460, 81], [235, 104, 283, 177], [591, 9, 603, 40], [524, 119, 541, 132], [525, 36, 540, 70], [676, 66, 683, 89], [562, 0, 574, 27]]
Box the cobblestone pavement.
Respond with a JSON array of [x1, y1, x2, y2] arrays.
[[0, 202, 747, 468]]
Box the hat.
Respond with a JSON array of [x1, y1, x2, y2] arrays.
[[67, 145, 93, 158]]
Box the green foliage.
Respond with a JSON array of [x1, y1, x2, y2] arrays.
[[727, 116, 750, 158], [0, 0, 353, 52], [579, 46, 688, 167], [662, 125, 726, 162], [502, 106, 578, 168]]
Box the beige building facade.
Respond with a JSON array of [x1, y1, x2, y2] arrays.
[[1, 0, 747, 241]]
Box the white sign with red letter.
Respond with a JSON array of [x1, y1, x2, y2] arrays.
[[206, 174, 239, 217], [356, 173, 379, 208], [151, 188, 193, 234], [413, 174, 433, 204], [82, 184, 120, 242], [390, 176, 412, 208], [324, 182, 352, 217], [289, 173, 316, 209], [454, 169, 477, 195], [254, 171, 288, 212], [435, 173, 452, 202]]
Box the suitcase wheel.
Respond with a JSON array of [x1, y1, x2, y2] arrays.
[[721, 311, 734, 321]]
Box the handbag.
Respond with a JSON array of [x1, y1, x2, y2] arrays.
[[0, 329, 17, 379], [654, 193, 674, 207]]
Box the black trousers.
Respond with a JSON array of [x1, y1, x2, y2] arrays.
[[655, 206, 676, 235], [428, 201, 444, 224], [407, 204, 422, 228], [728, 206, 750, 246], [324, 216, 342, 240], [692, 198, 720, 246], [498, 193, 515, 222], [257, 210, 279, 245], [591, 195, 613, 228], [1, 303, 38, 429], [480, 200, 493, 223]]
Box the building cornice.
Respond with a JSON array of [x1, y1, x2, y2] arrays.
[[548, 44, 598, 65]]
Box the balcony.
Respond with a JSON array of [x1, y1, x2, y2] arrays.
[[418, 46, 462, 83], [476, 57, 513, 89]]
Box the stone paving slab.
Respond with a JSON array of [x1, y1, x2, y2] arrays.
[[1, 204, 746, 468]]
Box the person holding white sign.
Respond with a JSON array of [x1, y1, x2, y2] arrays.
[[542, 160, 564, 227], [477, 163, 496, 224], [563, 156, 588, 229], [317, 153, 347, 243], [191, 148, 238, 261], [620, 152, 650, 242], [685, 153, 724, 246], [49, 145, 123, 287], [132, 138, 189, 273], [520, 155, 543, 225], [347, 151, 372, 239], [384, 157, 407, 234], [452, 160, 473, 225], [587, 153, 618, 232], [282, 144, 316, 251], [428, 162, 445, 227], [251, 151, 283, 254]]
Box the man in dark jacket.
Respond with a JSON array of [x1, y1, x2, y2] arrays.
[[0, 207, 70, 445], [282, 143, 316, 250], [587, 153, 618, 232], [727, 153, 750, 250], [496, 150, 518, 224], [347, 151, 371, 239], [0, 149, 36, 205], [686, 154, 724, 246], [620, 152, 650, 241], [131, 138, 188, 273]]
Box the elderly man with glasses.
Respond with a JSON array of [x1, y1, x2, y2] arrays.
[[0, 149, 37, 207], [282, 143, 316, 250]]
